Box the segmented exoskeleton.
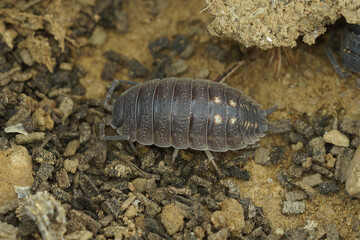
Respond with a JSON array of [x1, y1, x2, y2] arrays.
[[100, 77, 277, 175]]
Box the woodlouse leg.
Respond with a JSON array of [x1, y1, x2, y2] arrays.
[[171, 148, 180, 164], [212, 61, 245, 83], [104, 79, 139, 111], [129, 142, 137, 152], [325, 31, 352, 79], [205, 150, 224, 177], [99, 119, 129, 141]]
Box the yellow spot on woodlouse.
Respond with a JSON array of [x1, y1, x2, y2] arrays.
[[214, 114, 222, 124], [229, 100, 236, 107], [214, 97, 221, 104], [230, 118, 237, 124]]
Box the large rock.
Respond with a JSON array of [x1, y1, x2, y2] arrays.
[[0, 146, 34, 206], [345, 146, 360, 198]]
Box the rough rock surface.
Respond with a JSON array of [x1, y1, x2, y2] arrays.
[[345, 146, 360, 198], [205, 0, 360, 49], [0, 146, 34, 206], [160, 203, 184, 235], [211, 198, 245, 237]]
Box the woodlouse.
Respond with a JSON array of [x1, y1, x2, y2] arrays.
[[326, 23, 360, 78], [100, 77, 277, 175]]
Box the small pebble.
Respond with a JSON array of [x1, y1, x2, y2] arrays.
[[311, 164, 333, 179], [319, 182, 339, 195], [227, 167, 250, 180], [63, 140, 80, 157], [16, 132, 45, 144], [211, 198, 245, 236], [126, 59, 149, 78], [171, 35, 188, 54], [0, 146, 34, 206], [345, 146, 360, 198], [32, 108, 54, 131], [326, 153, 336, 168], [308, 137, 326, 164], [302, 157, 312, 171], [291, 142, 303, 151], [292, 152, 309, 165], [20, 48, 33, 66], [282, 201, 305, 215], [270, 146, 285, 164], [193, 226, 205, 239], [323, 130, 349, 147], [339, 119, 360, 136], [149, 37, 170, 54], [277, 172, 294, 190], [294, 120, 315, 139], [205, 43, 228, 62], [64, 159, 79, 174], [285, 190, 308, 201], [275, 228, 285, 236], [103, 50, 126, 64], [335, 148, 354, 183], [101, 61, 118, 81], [89, 26, 107, 47], [59, 62, 73, 71], [132, 178, 148, 193], [180, 42, 196, 59], [160, 204, 184, 235], [195, 68, 210, 79], [165, 60, 188, 76], [56, 168, 71, 189], [208, 228, 229, 240], [59, 96, 74, 123], [254, 147, 270, 165], [104, 161, 132, 178], [324, 222, 339, 240], [115, 11, 129, 33], [301, 173, 323, 187]]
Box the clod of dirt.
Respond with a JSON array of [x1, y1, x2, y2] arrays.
[[160, 203, 184, 235], [205, 0, 360, 50], [0, 146, 34, 206], [210, 198, 245, 237], [0, 221, 17, 240], [16, 191, 66, 240], [32, 108, 54, 131]]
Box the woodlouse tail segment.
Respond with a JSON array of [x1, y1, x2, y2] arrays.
[[260, 105, 279, 133]]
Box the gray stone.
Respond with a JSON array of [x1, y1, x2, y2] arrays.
[[309, 137, 326, 164], [323, 130, 349, 147], [282, 201, 305, 215], [254, 147, 270, 165], [345, 146, 360, 198], [324, 222, 339, 240], [301, 173, 323, 187], [285, 190, 308, 201], [335, 148, 354, 183]]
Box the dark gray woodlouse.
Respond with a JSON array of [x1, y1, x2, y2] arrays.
[[326, 23, 360, 78], [100, 77, 277, 174]]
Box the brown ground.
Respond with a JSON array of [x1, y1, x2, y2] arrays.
[[77, 0, 360, 235], [1, 0, 360, 238]]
